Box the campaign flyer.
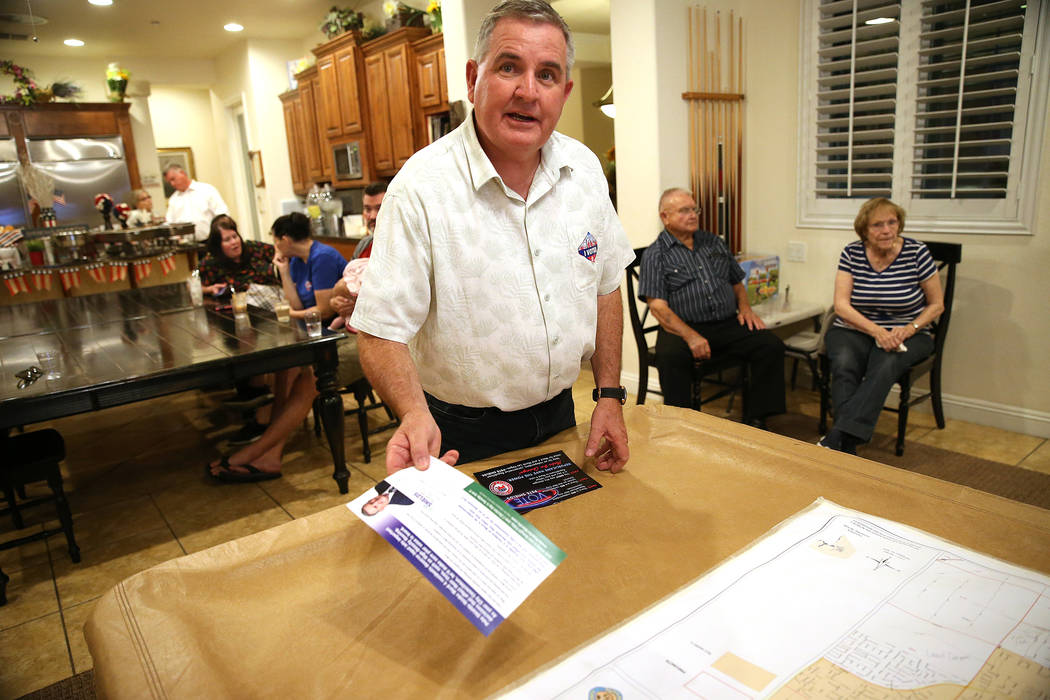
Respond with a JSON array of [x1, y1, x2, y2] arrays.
[[347, 458, 566, 636], [473, 450, 602, 514]]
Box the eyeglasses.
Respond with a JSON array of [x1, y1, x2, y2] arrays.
[[665, 206, 701, 216]]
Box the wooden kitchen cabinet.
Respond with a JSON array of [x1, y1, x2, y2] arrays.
[[279, 91, 308, 194], [316, 31, 366, 139], [297, 67, 326, 183], [414, 34, 447, 111], [362, 27, 429, 176]]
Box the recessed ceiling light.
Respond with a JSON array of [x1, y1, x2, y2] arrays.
[[64, 38, 84, 46], [88, 0, 114, 6], [865, 17, 894, 25], [224, 22, 244, 32]]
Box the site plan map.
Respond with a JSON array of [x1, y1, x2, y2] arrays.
[[502, 499, 1050, 699]]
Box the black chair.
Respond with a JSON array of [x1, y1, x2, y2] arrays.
[[819, 241, 962, 456], [625, 246, 747, 414], [313, 377, 399, 464], [1, 429, 81, 606]]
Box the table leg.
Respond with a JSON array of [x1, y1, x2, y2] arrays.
[[314, 342, 348, 493]]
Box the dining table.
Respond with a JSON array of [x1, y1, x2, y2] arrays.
[[0, 283, 353, 492], [83, 403, 1050, 699]]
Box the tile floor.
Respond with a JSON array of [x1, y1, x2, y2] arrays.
[[1, 369, 1047, 697]]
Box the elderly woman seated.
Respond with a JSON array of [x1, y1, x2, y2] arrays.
[[819, 198, 944, 454], [125, 189, 159, 227]]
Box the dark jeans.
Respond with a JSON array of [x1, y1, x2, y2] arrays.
[[655, 317, 786, 420], [425, 388, 576, 464], [825, 326, 934, 442]]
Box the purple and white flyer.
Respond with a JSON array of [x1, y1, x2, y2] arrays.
[[348, 458, 566, 636]]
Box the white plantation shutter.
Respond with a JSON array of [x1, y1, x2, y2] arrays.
[[911, 0, 1026, 199], [799, 0, 1048, 234], [816, 0, 901, 198]]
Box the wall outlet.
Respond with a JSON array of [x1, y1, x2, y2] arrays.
[[787, 241, 807, 262]]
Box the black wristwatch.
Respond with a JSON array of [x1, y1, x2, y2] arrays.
[[593, 386, 627, 405]]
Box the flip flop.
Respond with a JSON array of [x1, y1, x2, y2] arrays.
[[207, 456, 281, 484]]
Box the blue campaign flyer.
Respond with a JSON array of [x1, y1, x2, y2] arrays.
[[348, 458, 566, 636]]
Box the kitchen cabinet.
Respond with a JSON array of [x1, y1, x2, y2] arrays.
[[278, 27, 447, 191], [362, 27, 429, 176], [279, 91, 308, 194], [296, 67, 326, 183]]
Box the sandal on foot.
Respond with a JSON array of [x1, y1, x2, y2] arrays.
[[207, 456, 280, 484]]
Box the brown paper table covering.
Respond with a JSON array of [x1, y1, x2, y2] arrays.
[[84, 405, 1050, 699]]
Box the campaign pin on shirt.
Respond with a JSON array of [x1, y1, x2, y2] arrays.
[[577, 232, 598, 262]]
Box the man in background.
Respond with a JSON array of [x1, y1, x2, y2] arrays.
[[638, 188, 785, 428], [352, 181, 386, 259], [352, 0, 634, 475], [163, 164, 229, 242]]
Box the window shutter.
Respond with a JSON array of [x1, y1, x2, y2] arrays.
[[815, 0, 902, 199], [912, 0, 1027, 199]]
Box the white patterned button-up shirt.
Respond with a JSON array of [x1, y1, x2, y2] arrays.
[[351, 115, 633, 411]]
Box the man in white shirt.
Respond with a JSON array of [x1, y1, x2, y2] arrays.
[[162, 164, 229, 242], [352, 0, 634, 475]]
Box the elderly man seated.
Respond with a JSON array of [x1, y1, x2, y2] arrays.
[[637, 188, 785, 428]]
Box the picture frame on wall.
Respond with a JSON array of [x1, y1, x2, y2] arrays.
[[157, 147, 196, 198], [249, 150, 265, 188]]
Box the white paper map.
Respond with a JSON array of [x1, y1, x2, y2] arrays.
[[501, 499, 1050, 699]]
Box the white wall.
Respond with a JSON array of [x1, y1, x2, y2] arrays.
[[611, 0, 1050, 435]]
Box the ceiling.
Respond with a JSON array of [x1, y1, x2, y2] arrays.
[[0, 0, 610, 60]]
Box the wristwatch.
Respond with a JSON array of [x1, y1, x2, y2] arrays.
[[911, 322, 920, 331], [593, 386, 627, 405]]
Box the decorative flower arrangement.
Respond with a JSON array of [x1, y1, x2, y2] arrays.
[[105, 63, 129, 102], [1, 60, 38, 106], [383, 1, 426, 28], [361, 17, 387, 40], [113, 203, 131, 229], [426, 0, 442, 33], [94, 193, 114, 230], [320, 6, 364, 40], [1, 61, 83, 105]]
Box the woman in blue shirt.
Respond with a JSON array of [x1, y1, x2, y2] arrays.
[[271, 212, 347, 321], [820, 198, 944, 454]]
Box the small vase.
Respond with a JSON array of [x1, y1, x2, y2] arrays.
[[429, 13, 442, 34], [106, 77, 127, 103]]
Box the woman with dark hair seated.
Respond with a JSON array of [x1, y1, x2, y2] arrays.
[[820, 198, 944, 454], [198, 214, 278, 296], [208, 213, 358, 483]]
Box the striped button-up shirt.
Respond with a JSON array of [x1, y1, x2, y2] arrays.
[[638, 229, 744, 323]]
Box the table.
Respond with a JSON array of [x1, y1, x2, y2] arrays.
[[84, 404, 1050, 699], [0, 284, 352, 492], [754, 297, 824, 329]]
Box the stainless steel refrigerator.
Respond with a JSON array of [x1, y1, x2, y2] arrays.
[[0, 138, 28, 228], [24, 136, 133, 228]]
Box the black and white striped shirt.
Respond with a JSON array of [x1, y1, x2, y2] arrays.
[[834, 237, 937, 331]]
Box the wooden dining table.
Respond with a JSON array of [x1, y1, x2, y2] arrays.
[[0, 283, 353, 492]]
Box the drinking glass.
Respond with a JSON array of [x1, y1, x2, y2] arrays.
[[303, 310, 323, 338], [35, 350, 62, 380], [232, 291, 249, 316], [274, 298, 291, 323]]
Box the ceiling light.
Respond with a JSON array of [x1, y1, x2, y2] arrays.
[[88, 0, 113, 6], [224, 22, 244, 32], [865, 17, 894, 25], [593, 85, 615, 119], [64, 38, 84, 46]]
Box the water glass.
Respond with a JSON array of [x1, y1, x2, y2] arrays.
[[274, 299, 291, 323], [232, 291, 249, 316], [304, 310, 323, 338], [35, 350, 62, 380]]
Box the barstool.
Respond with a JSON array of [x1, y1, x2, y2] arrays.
[[1, 429, 81, 606]]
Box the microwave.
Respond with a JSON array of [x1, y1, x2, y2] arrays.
[[333, 141, 363, 180]]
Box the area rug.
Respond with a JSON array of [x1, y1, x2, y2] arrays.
[[16, 670, 94, 700], [767, 413, 1050, 510]]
